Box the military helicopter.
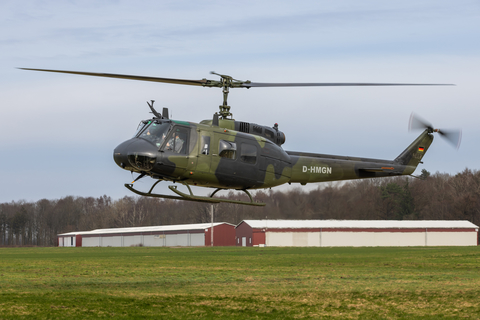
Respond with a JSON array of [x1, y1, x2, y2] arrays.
[[21, 68, 461, 206]]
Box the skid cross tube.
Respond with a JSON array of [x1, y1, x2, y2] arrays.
[[124, 182, 265, 206]]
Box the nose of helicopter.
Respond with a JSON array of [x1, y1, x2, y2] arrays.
[[113, 138, 158, 171]]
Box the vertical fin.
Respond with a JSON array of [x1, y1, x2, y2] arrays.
[[394, 129, 434, 166]]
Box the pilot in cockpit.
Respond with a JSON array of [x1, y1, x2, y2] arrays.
[[166, 133, 184, 153], [139, 121, 171, 148]]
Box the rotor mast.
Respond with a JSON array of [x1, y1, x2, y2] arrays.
[[210, 71, 244, 119]]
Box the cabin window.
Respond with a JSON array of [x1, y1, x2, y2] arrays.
[[240, 143, 257, 164], [219, 140, 236, 159], [201, 136, 210, 155]]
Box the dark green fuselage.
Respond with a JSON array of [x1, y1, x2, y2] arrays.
[[113, 118, 433, 191]]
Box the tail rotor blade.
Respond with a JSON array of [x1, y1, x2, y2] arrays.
[[438, 129, 462, 150], [409, 113, 462, 150], [409, 113, 433, 131]]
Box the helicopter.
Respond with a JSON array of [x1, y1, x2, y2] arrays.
[[21, 68, 461, 206]]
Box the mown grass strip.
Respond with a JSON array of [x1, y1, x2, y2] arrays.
[[0, 246, 479, 319]]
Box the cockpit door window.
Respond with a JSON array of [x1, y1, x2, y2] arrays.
[[164, 127, 188, 154]]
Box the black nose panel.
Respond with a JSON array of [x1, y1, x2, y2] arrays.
[[127, 153, 156, 171], [113, 138, 158, 171]]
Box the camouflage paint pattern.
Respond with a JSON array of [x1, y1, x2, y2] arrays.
[[113, 118, 434, 191]]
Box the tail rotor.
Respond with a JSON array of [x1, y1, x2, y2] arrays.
[[409, 113, 462, 149]]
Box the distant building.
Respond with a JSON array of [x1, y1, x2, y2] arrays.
[[58, 220, 479, 248], [235, 220, 479, 247], [57, 222, 235, 247]]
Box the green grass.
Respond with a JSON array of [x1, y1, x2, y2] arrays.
[[0, 246, 479, 319]]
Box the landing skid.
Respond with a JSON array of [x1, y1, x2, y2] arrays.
[[124, 181, 266, 206]]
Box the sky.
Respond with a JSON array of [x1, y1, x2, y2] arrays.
[[1, 0, 479, 203]]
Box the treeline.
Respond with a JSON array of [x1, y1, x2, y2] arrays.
[[1, 168, 479, 246]]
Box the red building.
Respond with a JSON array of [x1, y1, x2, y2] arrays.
[[236, 220, 479, 247], [235, 220, 266, 246]]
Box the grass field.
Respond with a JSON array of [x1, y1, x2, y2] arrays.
[[0, 246, 479, 319]]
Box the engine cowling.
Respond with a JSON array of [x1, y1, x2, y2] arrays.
[[234, 121, 286, 146]]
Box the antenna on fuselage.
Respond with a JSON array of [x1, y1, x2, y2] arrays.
[[162, 107, 169, 119]]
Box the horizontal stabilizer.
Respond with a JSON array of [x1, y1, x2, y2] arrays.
[[359, 167, 395, 173]]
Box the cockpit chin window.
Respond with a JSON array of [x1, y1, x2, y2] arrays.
[[137, 121, 171, 148]]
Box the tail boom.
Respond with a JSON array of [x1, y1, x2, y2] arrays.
[[286, 130, 433, 184]]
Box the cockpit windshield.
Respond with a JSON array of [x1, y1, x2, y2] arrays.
[[133, 120, 150, 137], [137, 121, 171, 148]]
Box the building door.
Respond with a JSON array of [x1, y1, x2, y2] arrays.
[[242, 237, 247, 247]]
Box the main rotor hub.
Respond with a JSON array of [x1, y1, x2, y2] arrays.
[[211, 72, 237, 119]]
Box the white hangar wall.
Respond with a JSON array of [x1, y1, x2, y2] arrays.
[[237, 220, 479, 247], [81, 232, 205, 247], [58, 222, 235, 247], [57, 233, 86, 247], [266, 230, 476, 247]]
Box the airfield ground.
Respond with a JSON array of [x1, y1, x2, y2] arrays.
[[0, 246, 479, 319]]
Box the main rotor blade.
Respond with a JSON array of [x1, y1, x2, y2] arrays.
[[20, 68, 454, 89], [242, 82, 454, 88], [19, 68, 215, 87]]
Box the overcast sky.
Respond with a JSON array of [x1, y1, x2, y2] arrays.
[[1, 0, 479, 203]]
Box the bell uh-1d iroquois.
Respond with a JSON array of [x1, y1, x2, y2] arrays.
[[21, 68, 461, 206]]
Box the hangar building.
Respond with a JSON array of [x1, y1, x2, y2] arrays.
[[57, 222, 235, 247], [235, 220, 479, 247]]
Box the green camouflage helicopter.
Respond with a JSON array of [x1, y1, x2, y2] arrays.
[[21, 68, 461, 206]]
